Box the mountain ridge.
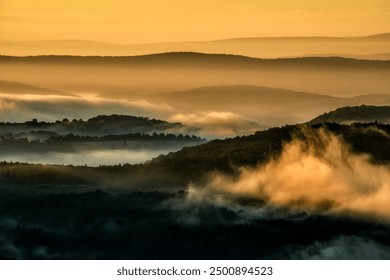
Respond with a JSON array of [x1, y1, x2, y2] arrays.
[[2, 53, 388, 67], [309, 105, 390, 124], [0, 114, 197, 136], [3, 32, 390, 45], [2, 32, 390, 58], [0, 80, 76, 96]]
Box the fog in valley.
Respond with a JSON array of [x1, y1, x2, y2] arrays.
[[0, 149, 173, 166], [1, 55, 390, 137]]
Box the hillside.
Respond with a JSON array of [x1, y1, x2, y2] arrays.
[[141, 122, 390, 180], [309, 105, 390, 124]]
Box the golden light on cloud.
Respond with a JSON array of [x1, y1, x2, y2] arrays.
[[189, 127, 390, 222], [0, 0, 389, 43]]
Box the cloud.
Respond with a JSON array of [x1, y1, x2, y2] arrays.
[[0, 99, 16, 110], [168, 111, 263, 137], [188, 127, 390, 222], [0, 93, 173, 122], [0, 237, 22, 259], [0, 219, 23, 259], [363, 126, 390, 138], [0, 149, 177, 166], [286, 236, 390, 260]]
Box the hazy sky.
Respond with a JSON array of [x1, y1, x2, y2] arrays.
[[0, 0, 389, 43]]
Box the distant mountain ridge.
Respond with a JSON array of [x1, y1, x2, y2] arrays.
[[1, 54, 388, 74], [216, 33, 390, 41], [365, 33, 390, 39], [2, 53, 388, 97], [0, 80, 75, 96], [2, 33, 389, 58]]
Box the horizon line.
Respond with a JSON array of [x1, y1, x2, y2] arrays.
[[1, 32, 390, 45]]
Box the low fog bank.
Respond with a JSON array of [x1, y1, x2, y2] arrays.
[[285, 236, 390, 260], [0, 149, 175, 166], [168, 111, 264, 137], [2, 85, 390, 138], [0, 93, 171, 123], [0, 92, 264, 138]]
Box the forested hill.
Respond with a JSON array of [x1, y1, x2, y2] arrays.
[[309, 105, 390, 124], [146, 122, 390, 175], [0, 114, 197, 136]]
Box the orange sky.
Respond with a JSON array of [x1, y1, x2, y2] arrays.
[[0, 0, 389, 43]]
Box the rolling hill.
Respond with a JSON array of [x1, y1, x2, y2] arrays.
[[309, 105, 390, 124], [1, 53, 389, 96], [0, 114, 202, 166], [0, 114, 197, 136]]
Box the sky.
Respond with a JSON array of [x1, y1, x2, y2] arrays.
[[0, 0, 389, 43]]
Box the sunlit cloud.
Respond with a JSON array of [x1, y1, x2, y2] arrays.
[[0, 93, 173, 122], [188, 127, 390, 222], [168, 111, 263, 137], [0, 149, 175, 166], [0, 99, 16, 110]]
